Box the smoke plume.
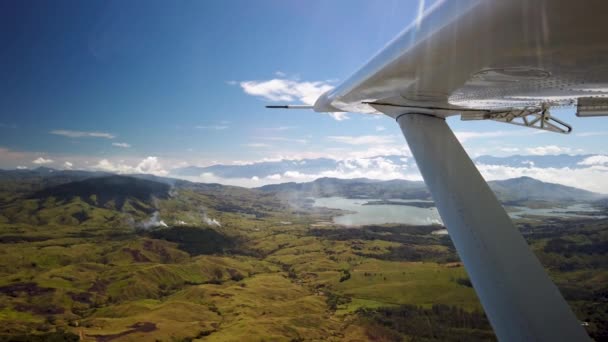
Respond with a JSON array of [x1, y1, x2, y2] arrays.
[[139, 211, 168, 230]]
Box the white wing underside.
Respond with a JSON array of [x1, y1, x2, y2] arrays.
[[313, 0, 608, 121]]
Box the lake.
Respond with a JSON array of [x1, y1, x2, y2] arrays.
[[508, 203, 606, 220], [312, 197, 605, 226], [312, 197, 442, 226]]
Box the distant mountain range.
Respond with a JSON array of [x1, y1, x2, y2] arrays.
[[2, 166, 602, 208], [0, 167, 111, 194], [258, 177, 429, 199], [258, 176, 603, 204], [169, 153, 606, 179], [0, 168, 281, 228]]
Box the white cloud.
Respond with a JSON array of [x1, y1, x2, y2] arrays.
[[499, 147, 520, 153], [453, 130, 537, 142], [578, 155, 608, 166], [521, 160, 535, 167], [182, 155, 420, 188], [525, 145, 572, 156], [112, 142, 131, 148], [244, 143, 271, 148], [94, 156, 167, 176], [195, 125, 229, 130], [50, 130, 115, 139], [95, 159, 122, 172], [238, 77, 351, 120], [16, 166, 27, 170], [375, 126, 386, 132], [239, 78, 334, 107], [262, 126, 293, 131], [259, 137, 308, 144], [136, 157, 167, 175], [63, 161, 73, 169], [228, 142, 410, 162], [32, 157, 53, 165], [326, 112, 349, 121], [182, 157, 608, 193], [327, 135, 397, 145], [575, 131, 608, 137]]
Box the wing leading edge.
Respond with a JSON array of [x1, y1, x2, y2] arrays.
[[313, 0, 608, 125]]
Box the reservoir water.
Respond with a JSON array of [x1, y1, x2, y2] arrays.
[[508, 203, 606, 219], [312, 197, 605, 226], [312, 197, 442, 226]]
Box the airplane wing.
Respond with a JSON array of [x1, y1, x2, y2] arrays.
[[314, 0, 608, 132], [308, 1, 604, 340]]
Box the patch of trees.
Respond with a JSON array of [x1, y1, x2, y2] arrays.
[[575, 300, 608, 341], [0, 282, 55, 297], [213, 201, 269, 218], [310, 224, 461, 262], [544, 238, 608, 256], [0, 331, 79, 342], [552, 282, 608, 339], [535, 229, 608, 271], [519, 218, 607, 242], [455, 277, 473, 288], [309, 225, 452, 247], [148, 226, 235, 256], [71, 210, 89, 223], [359, 244, 458, 263], [366, 225, 442, 235], [358, 304, 495, 341], [227, 268, 245, 281], [326, 292, 351, 311], [0, 235, 52, 243], [339, 269, 351, 282]]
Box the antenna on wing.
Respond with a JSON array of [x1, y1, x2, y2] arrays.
[[266, 105, 313, 109]]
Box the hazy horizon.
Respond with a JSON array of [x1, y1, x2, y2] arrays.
[[1, 0, 608, 193]]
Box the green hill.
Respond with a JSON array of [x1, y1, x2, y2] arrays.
[[489, 176, 601, 203], [0, 169, 606, 340], [30, 175, 170, 211]]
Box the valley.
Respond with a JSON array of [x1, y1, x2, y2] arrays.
[[0, 169, 606, 341]]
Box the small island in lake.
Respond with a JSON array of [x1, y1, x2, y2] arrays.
[[362, 200, 436, 208]]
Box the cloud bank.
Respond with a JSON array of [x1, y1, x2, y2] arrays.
[[32, 157, 53, 165], [112, 142, 131, 148], [95, 156, 168, 176], [173, 154, 608, 193], [50, 130, 115, 139], [238, 78, 347, 120]]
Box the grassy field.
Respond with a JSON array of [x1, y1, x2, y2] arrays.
[[0, 176, 606, 341]]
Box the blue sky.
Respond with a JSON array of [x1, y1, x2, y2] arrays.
[[1, 0, 607, 185]]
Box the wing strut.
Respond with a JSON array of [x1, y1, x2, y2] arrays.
[[396, 113, 589, 341]]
